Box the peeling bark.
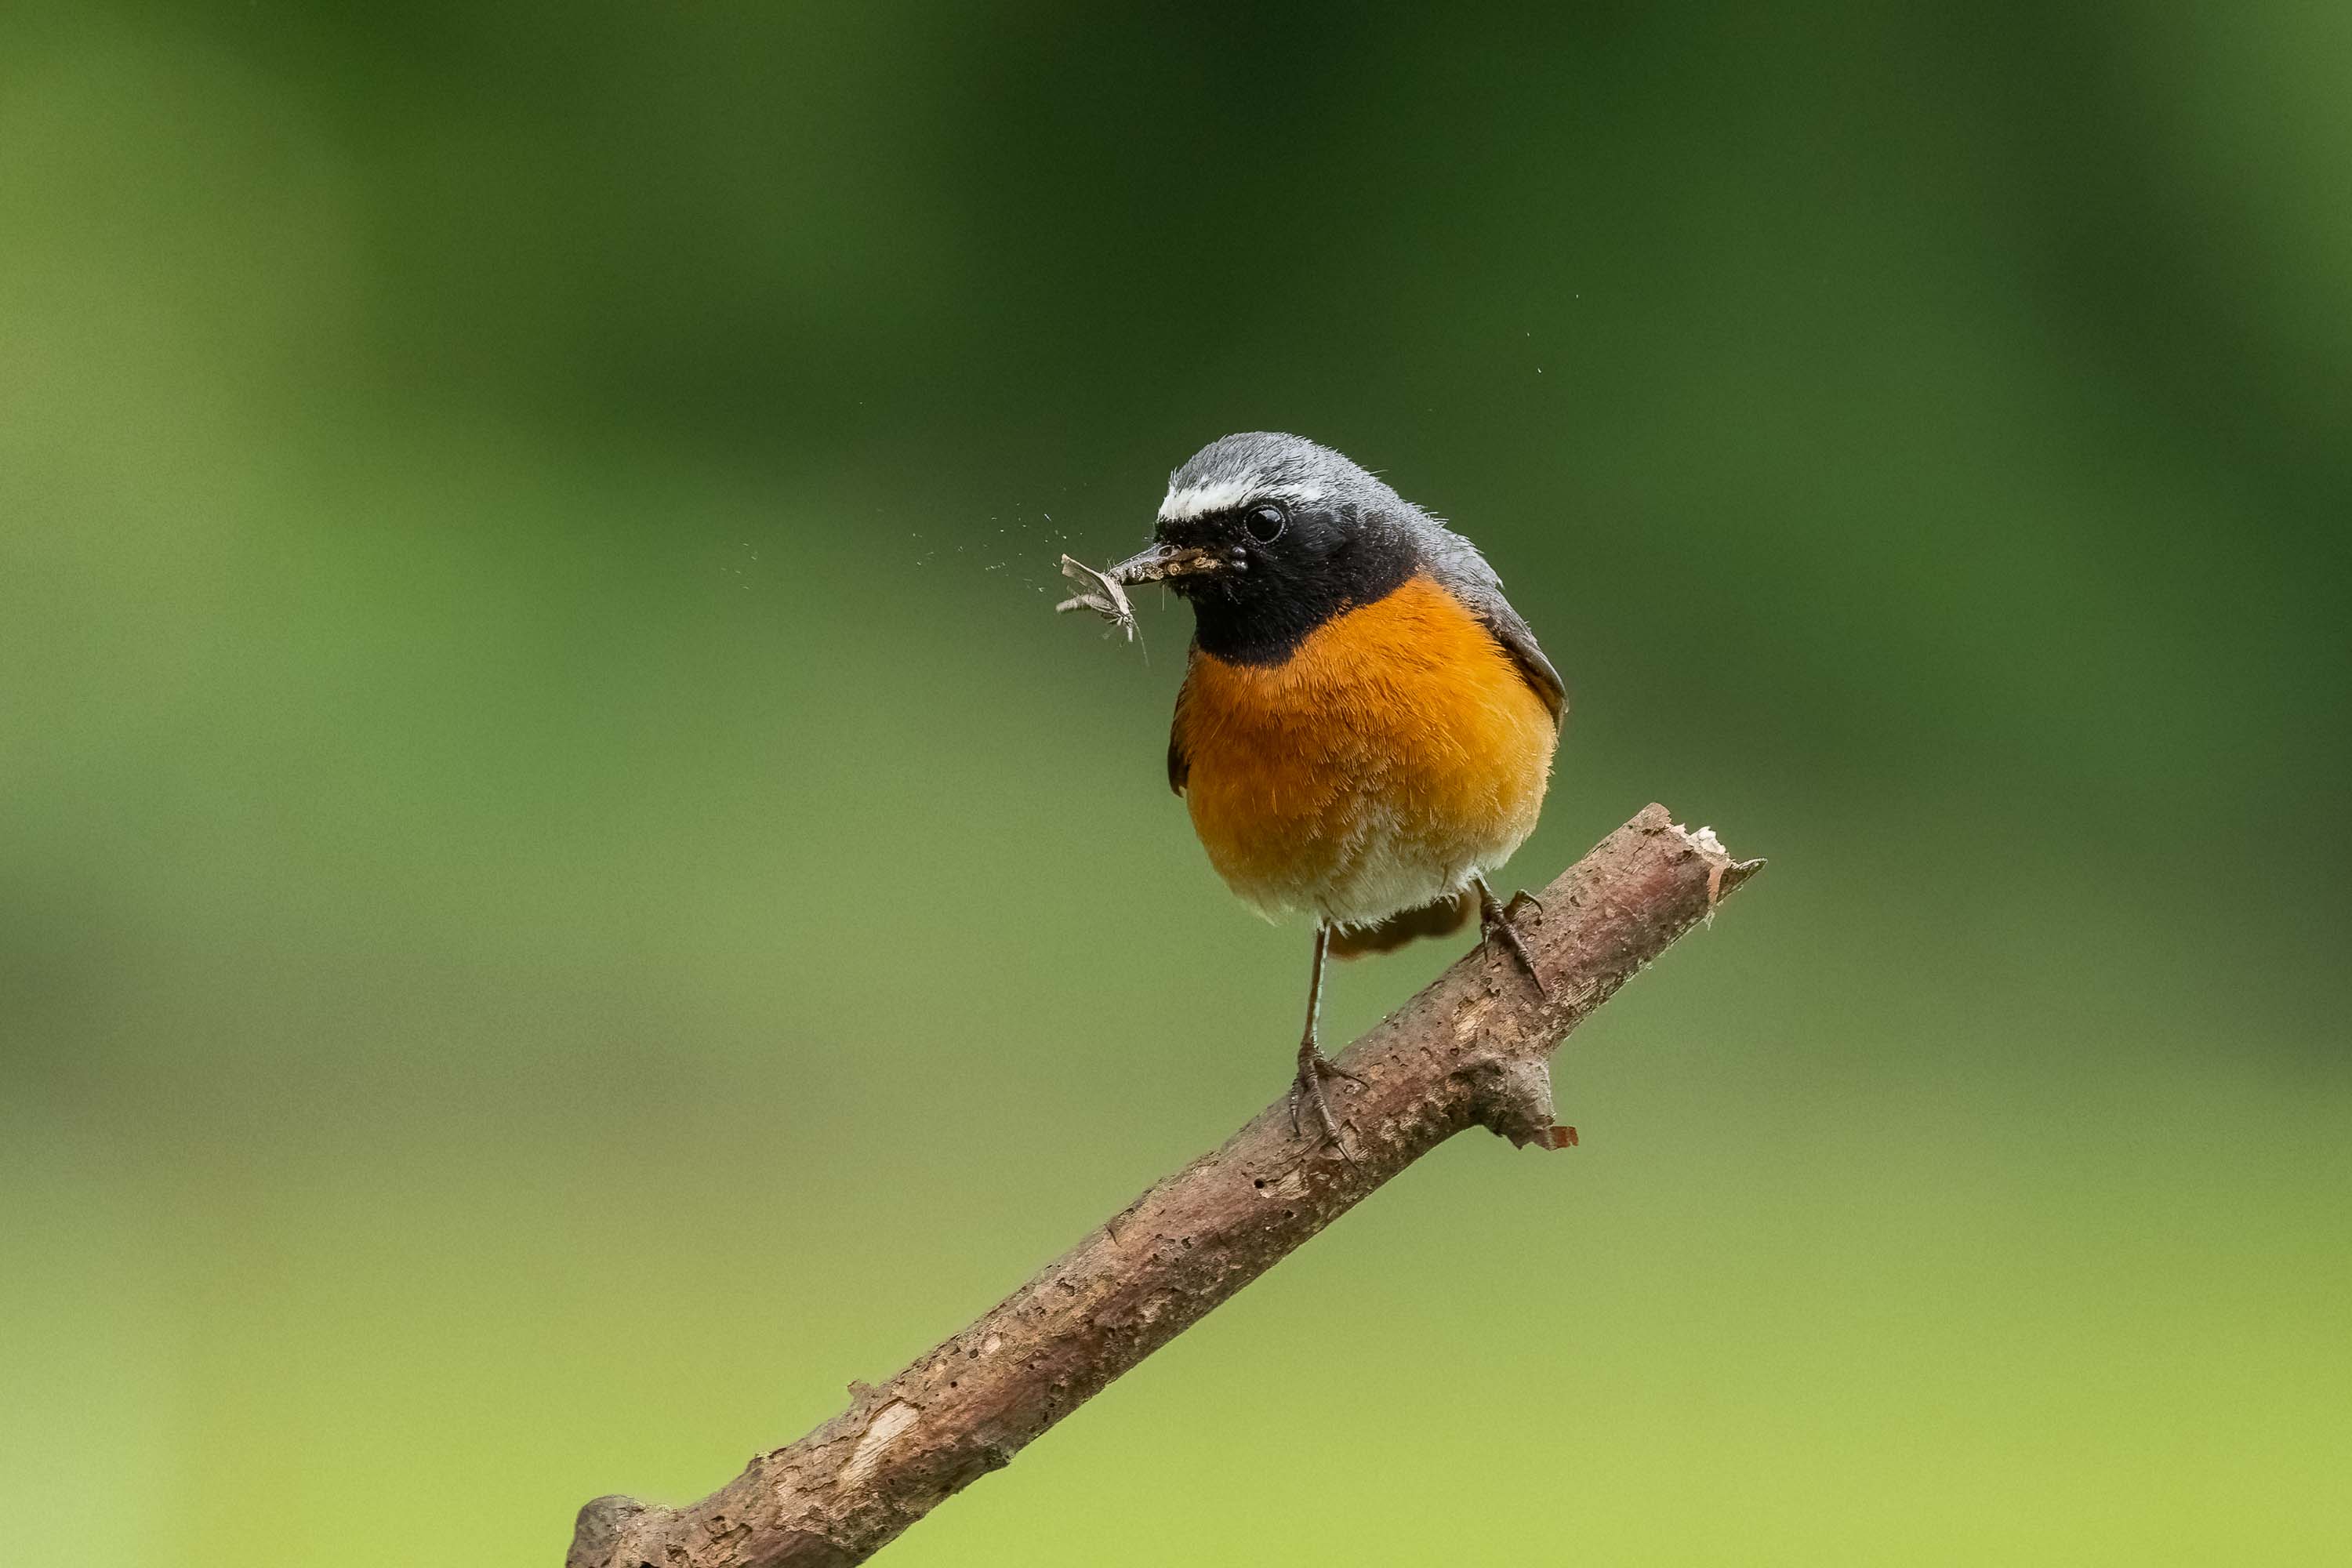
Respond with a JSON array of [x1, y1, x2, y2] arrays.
[[568, 804, 1762, 1567]]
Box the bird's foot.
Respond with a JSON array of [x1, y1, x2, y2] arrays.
[[1475, 876, 1550, 998], [1289, 1039, 1366, 1156]]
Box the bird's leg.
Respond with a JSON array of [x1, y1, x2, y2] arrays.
[[1474, 873, 1550, 998], [1290, 924, 1365, 1149]]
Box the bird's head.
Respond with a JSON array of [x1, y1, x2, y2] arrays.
[[1102, 433, 1421, 662]]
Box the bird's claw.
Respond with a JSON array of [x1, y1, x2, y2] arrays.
[[1475, 877, 1549, 998], [1290, 1043, 1364, 1160]]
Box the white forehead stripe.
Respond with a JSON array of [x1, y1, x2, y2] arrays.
[[1159, 472, 1264, 521], [1157, 473, 1324, 522]]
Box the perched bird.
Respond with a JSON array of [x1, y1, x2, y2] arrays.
[[1078, 432, 1563, 1145]]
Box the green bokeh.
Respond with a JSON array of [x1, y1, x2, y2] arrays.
[[4, 4, 2347, 1563]]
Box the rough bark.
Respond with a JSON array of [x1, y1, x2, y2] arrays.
[[568, 804, 1762, 1567]]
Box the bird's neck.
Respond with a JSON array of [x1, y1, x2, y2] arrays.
[[1188, 535, 1417, 665]]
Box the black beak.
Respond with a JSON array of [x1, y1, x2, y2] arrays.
[[1103, 540, 1229, 585]]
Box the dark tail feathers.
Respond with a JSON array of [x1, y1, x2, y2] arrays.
[[1327, 887, 1476, 959]]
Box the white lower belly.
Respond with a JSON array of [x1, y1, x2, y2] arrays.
[[1231, 802, 1532, 931]]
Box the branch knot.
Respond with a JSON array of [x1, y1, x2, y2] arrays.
[[1463, 1054, 1562, 1147]]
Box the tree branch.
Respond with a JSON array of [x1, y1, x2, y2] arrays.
[[568, 804, 1762, 1567]]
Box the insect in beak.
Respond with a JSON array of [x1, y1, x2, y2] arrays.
[[1055, 540, 1236, 641], [1099, 540, 1229, 585]]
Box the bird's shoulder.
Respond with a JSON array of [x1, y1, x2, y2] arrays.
[[1410, 520, 1566, 725]]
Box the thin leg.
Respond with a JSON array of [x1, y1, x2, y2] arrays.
[[1289, 924, 1365, 1149], [1474, 874, 1550, 998], [1302, 922, 1328, 1044]]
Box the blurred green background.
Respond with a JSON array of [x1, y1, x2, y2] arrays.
[[4, 2, 2347, 1563]]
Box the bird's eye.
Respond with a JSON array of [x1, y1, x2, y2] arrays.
[[1243, 503, 1287, 543]]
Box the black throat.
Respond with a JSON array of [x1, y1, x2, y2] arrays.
[[1186, 529, 1418, 665]]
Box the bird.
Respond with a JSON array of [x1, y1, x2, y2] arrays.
[[1084, 432, 1563, 1147]]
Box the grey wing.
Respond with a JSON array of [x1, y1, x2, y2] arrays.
[[1419, 524, 1566, 725], [1167, 670, 1192, 795]]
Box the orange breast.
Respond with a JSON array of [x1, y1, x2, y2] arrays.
[[1171, 573, 1558, 927]]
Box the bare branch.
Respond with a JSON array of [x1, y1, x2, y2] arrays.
[[568, 804, 1763, 1567]]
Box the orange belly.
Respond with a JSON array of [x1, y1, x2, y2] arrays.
[[1171, 573, 1557, 928]]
